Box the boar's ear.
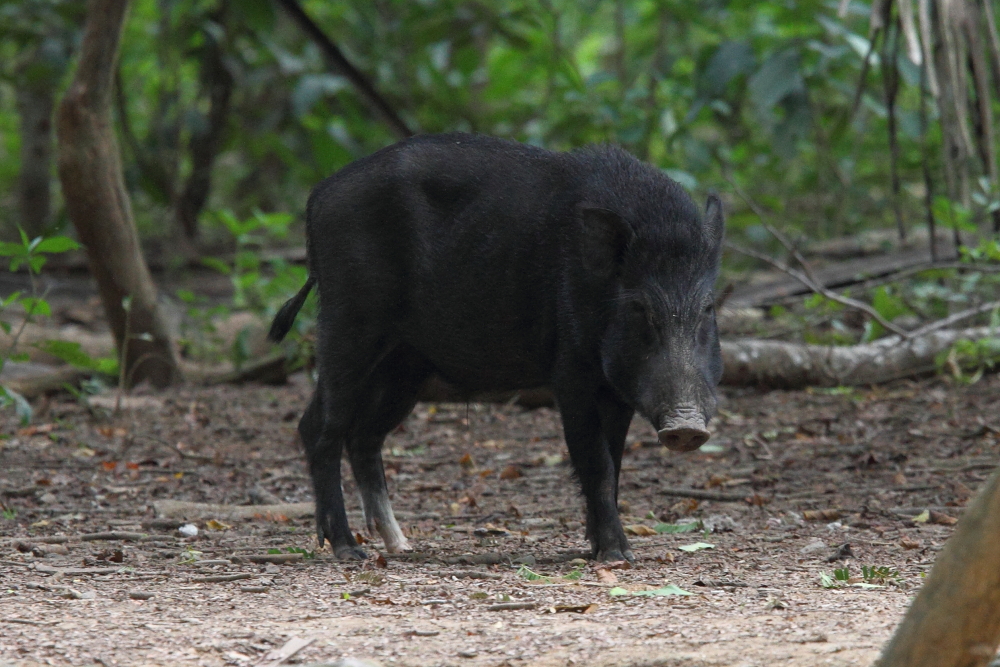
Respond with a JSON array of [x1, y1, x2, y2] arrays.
[[703, 194, 725, 249], [579, 206, 634, 278]]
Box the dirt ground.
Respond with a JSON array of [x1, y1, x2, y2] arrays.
[[2, 369, 999, 667]]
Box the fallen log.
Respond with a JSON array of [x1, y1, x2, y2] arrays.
[[720, 326, 996, 388], [877, 467, 1000, 666]]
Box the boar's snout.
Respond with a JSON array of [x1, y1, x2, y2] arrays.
[[657, 426, 710, 451], [657, 408, 711, 452]]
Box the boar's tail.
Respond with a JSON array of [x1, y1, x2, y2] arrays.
[[268, 275, 316, 342]]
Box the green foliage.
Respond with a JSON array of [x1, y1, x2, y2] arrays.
[[821, 564, 901, 588], [939, 329, 1000, 385], [652, 521, 701, 534], [0, 231, 84, 424]]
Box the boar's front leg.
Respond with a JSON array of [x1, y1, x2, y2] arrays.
[[557, 385, 635, 563]]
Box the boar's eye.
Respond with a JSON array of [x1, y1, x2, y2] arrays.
[[626, 300, 656, 345]]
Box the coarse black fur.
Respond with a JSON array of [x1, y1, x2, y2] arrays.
[[271, 133, 724, 562]]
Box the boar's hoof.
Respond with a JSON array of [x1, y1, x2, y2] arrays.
[[595, 548, 635, 564], [658, 426, 710, 452], [332, 544, 368, 560]]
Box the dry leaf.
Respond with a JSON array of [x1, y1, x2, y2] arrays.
[[595, 568, 618, 585], [554, 604, 598, 614], [900, 536, 921, 550], [459, 453, 475, 469], [499, 465, 523, 480], [602, 560, 632, 570], [624, 524, 657, 536], [928, 510, 958, 525], [17, 424, 56, 437], [706, 474, 731, 488], [803, 509, 842, 521]]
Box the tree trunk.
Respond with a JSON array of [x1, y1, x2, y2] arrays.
[[15, 79, 55, 239], [55, 0, 180, 388], [174, 2, 233, 240], [878, 467, 1000, 667]]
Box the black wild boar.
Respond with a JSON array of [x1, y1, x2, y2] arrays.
[[269, 133, 724, 562]]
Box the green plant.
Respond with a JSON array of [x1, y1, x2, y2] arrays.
[[0, 230, 81, 424], [200, 209, 316, 369]]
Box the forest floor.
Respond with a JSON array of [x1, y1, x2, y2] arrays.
[[1, 368, 999, 667]]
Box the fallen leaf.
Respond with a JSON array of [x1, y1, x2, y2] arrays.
[[499, 465, 523, 480], [928, 510, 958, 525], [653, 522, 700, 534], [706, 473, 731, 488], [595, 568, 618, 584], [678, 542, 715, 552], [803, 509, 842, 522], [900, 536, 921, 550], [609, 585, 692, 597], [17, 424, 55, 436], [624, 524, 657, 536], [205, 519, 231, 531], [459, 453, 475, 469], [912, 510, 931, 523], [603, 560, 632, 570], [553, 603, 598, 613]]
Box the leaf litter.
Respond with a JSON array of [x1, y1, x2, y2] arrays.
[[1, 371, 998, 665]]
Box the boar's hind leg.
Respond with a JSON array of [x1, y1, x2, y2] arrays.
[[558, 387, 635, 563], [345, 344, 432, 554], [299, 389, 366, 560]]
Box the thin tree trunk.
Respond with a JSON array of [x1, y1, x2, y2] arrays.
[[15, 80, 55, 239], [174, 1, 233, 240], [883, 21, 907, 241], [878, 466, 1000, 667], [56, 0, 180, 388]]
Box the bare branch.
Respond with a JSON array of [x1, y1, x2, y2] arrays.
[[723, 240, 910, 337], [723, 175, 910, 337], [906, 300, 1000, 338], [272, 0, 413, 140]]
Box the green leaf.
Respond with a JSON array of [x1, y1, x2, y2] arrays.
[[0, 241, 26, 257], [201, 256, 232, 275], [678, 542, 715, 552], [819, 572, 838, 588], [33, 236, 81, 253], [0, 386, 33, 425], [653, 522, 700, 534], [20, 297, 51, 317], [34, 340, 98, 370], [748, 49, 804, 113]]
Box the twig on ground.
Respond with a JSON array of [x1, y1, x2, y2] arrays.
[[658, 487, 750, 502]]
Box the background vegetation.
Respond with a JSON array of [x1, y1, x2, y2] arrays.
[[1, 0, 999, 375]]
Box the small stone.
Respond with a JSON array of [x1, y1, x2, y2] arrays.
[[512, 554, 536, 566], [799, 539, 827, 555], [703, 514, 738, 533], [177, 524, 198, 537], [458, 649, 479, 658]]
